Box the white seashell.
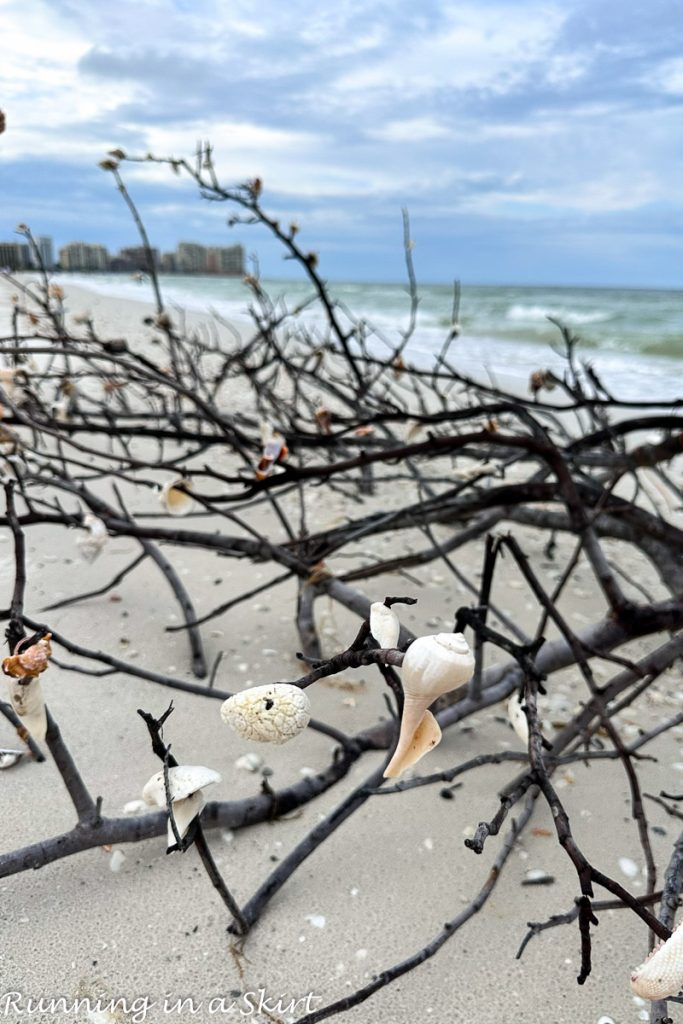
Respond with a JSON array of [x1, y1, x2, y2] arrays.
[[305, 913, 326, 928], [159, 478, 194, 516], [0, 750, 23, 769], [0, 367, 16, 401], [122, 799, 147, 815], [221, 683, 311, 744], [142, 764, 220, 849], [619, 857, 639, 879], [77, 514, 108, 563], [507, 694, 529, 745], [631, 920, 683, 999], [234, 752, 264, 772], [109, 849, 126, 873], [5, 677, 47, 742], [384, 633, 474, 778], [369, 602, 400, 649], [142, 764, 221, 806]]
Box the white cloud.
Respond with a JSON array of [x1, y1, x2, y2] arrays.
[[368, 117, 452, 142]]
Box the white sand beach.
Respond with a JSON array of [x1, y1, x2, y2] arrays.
[[1, 277, 682, 1024]]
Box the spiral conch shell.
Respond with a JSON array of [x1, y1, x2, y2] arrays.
[[221, 683, 311, 744], [2, 635, 52, 678], [142, 764, 221, 850], [384, 633, 474, 779], [369, 602, 400, 649], [631, 920, 683, 999], [159, 478, 194, 516]]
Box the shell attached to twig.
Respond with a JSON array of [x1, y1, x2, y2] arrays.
[[384, 632, 474, 779], [221, 683, 311, 744], [507, 693, 530, 746], [369, 602, 400, 649], [2, 634, 52, 678], [77, 513, 108, 563], [2, 634, 52, 743], [630, 920, 683, 999], [142, 764, 221, 849], [159, 478, 194, 516]]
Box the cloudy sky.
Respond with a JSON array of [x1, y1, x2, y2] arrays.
[[2, 0, 683, 285]]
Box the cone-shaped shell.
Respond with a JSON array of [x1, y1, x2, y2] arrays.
[[5, 677, 47, 742], [383, 633, 474, 779], [369, 602, 400, 649], [631, 921, 683, 999], [221, 683, 311, 744], [384, 706, 441, 779], [142, 764, 221, 807], [507, 694, 529, 746], [160, 479, 193, 516], [402, 633, 474, 700]]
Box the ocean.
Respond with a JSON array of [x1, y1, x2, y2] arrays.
[[53, 273, 683, 402]]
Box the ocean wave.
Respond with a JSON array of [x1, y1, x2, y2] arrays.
[[505, 304, 613, 325]]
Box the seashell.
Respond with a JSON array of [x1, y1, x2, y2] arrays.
[[0, 367, 16, 401], [384, 633, 474, 779], [2, 634, 52, 679], [234, 751, 264, 772], [369, 602, 400, 649], [4, 677, 47, 742], [255, 429, 288, 480], [142, 764, 220, 849], [221, 683, 311, 744], [619, 857, 639, 879], [0, 750, 23, 769], [77, 514, 108, 563], [109, 849, 126, 873], [159, 478, 194, 516], [507, 693, 529, 745], [631, 919, 683, 999]]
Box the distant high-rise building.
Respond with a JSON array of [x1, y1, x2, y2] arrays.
[[160, 252, 177, 273], [35, 235, 54, 270], [176, 242, 207, 273], [206, 244, 244, 276], [0, 241, 31, 271], [59, 242, 109, 272], [116, 246, 160, 272]]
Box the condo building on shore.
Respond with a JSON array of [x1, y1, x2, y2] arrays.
[[1, 235, 244, 277]]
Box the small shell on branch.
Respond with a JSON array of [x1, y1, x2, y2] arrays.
[[221, 683, 311, 744], [159, 478, 194, 516], [2, 634, 52, 678], [255, 427, 288, 480], [4, 677, 47, 742], [507, 693, 529, 745], [384, 632, 474, 779], [77, 514, 108, 563], [142, 765, 221, 849], [369, 602, 400, 649]]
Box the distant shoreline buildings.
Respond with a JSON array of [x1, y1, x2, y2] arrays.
[[0, 236, 245, 277]]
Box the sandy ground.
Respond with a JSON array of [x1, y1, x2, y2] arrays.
[[0, 277, 682, 1024]]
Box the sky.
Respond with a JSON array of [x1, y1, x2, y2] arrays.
[[2, 0, 683, 286]]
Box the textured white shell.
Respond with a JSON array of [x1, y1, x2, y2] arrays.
[[160, 479, 193, 516], [631, 921, 683, 999], [402, 633, 475, 701], [369, 602, 400, 649], [142, 765, 221, 807], [507, 694, 529, 745], [5, 677, 47, 742], [221, 683, 311, 744]]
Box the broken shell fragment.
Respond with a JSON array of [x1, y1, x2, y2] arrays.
[[77, 514, 108, 563], [221, 683, 311, 744], [631, 920, 683, 999], [159, 478, 194, 516], [384, 633, 474, 779], [142, 764, 221, 850], [369, 602, 400, 649], [507, 693, 529, 745]]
